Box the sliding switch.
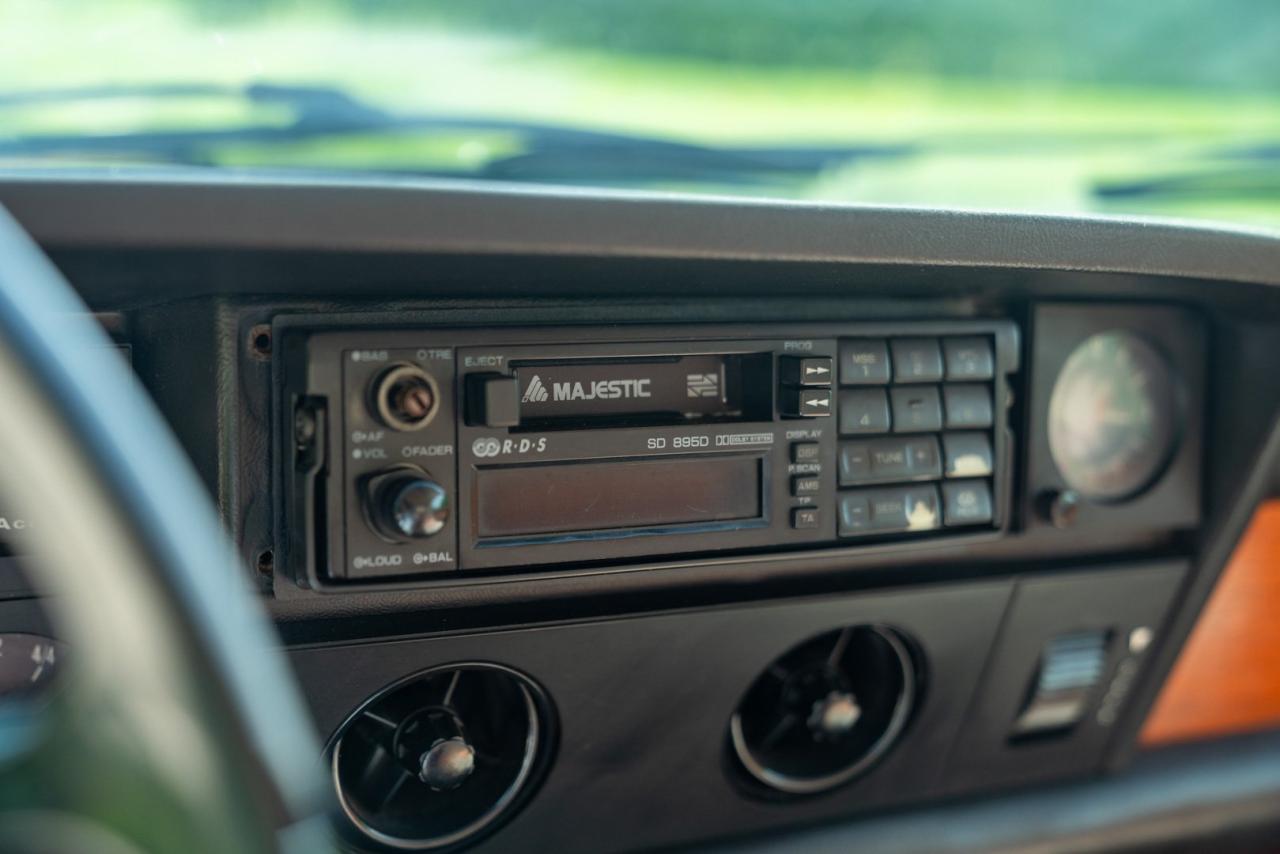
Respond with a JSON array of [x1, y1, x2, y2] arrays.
[[1010, 630, 1110, 739]]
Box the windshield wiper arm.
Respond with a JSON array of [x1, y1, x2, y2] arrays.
[[0, 82, 913, 183]]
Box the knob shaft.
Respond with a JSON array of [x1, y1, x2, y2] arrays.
[[366, 469, 450, 541]]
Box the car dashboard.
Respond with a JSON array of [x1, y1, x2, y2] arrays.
[[1, 176, 1279, 853]]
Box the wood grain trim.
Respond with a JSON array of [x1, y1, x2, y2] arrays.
[[1141, 499, 1280, 746]]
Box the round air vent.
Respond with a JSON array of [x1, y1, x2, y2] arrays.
[[729, 625, 917, 795], [330, 663, 552, 851]]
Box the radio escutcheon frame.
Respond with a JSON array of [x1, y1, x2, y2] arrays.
[[277, 321, 1019, 589]]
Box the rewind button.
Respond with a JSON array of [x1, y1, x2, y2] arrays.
[[784, 388, 833, 418]]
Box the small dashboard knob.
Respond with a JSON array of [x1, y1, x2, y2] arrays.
[[1038, 488, 1081, 530], [419, 737, 477, 791], [365, 469, 450, 541], [808, 690, 862, 737]]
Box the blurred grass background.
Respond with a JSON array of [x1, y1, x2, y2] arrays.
[[3, 0, 1280, 226]]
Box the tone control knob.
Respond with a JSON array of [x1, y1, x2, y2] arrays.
[[365, 468, 450, 541], [370, 363, 440, 431]]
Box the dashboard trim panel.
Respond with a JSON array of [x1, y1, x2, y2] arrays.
[[0, 177, 1277, 852], [0, 177, 1279, 290]]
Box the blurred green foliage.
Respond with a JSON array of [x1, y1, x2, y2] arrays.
[[193, 0, 1280, 92], [6, 0, 1280, 229]]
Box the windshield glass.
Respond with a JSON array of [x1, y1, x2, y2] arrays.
[[7, 1, 1280, 228]]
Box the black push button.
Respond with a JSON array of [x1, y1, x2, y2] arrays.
[[942, 480, 993, 526], [838, 442, 870, 482], [943, 384, 993, 428], [468, 374, 521, 427], [890, 386, 942, 433], [943, 432, 994, 478], [943, 336, 995, 380], [838, 493, 870, 534], [839, 339, 891, 385], [905, 437, 942, 478], [867, 439, 915, 482], [791, 475, 822, 497], [840, 485, 941, 535], [784, 388, 833, 417], [839, 436, 941, 486], [869, 486, 940, 532], [890, 338, 944, 383], [791, 442, 822, 463], [839, 388, 890, 435], [782, 357, 834, 387], [792, 507, 821, 529]]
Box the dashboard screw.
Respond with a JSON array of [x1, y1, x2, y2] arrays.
[[248, 323, 272, 360]]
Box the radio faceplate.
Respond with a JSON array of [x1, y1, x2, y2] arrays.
[[280, 321, 1019, 585]]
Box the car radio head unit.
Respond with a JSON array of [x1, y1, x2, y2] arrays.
[[279, 321, 1018, 585]]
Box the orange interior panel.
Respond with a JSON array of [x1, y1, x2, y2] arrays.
[[1141, 500, 1280, 746]]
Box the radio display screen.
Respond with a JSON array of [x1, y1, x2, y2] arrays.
[[475, 455, 763, 539], [510, 354, 770, 427]]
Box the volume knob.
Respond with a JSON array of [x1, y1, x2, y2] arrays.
[[365, 469, 450, 541]]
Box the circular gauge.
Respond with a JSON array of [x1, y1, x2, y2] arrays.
[[1047, 331, 1180, 502]]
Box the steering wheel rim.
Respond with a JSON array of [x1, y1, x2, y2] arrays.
[[0, 204, 327, 852]]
